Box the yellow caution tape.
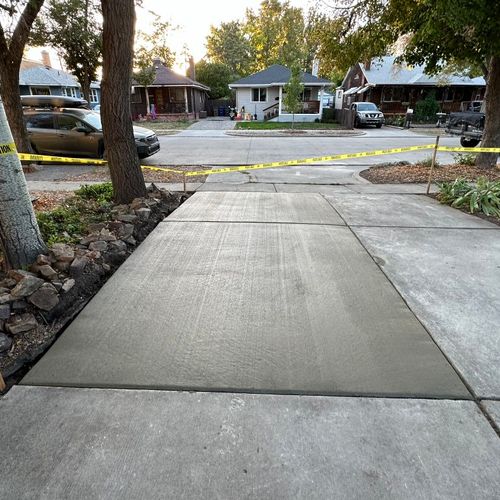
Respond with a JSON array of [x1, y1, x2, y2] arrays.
[[437, 146, 500, 153], [0, 142, 17, 156], [18, 152, 107, 164], [14, 143, 499, 178], [185, 144, 436, 177]]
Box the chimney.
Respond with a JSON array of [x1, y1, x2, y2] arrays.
[[188, 56, 196, 81], [364, 59, 371, 71], [41, 50, 51, 68]]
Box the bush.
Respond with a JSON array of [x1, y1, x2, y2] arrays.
[[438, 177, 500, 217], [75, 182, 114, 203], [452, 152, 477, 166], [321, 108, 336, 123], [384, 115, 405, 127], [415, 92, 440, 122]]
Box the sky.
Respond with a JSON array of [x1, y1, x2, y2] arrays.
[[27, 0, 314, 73]]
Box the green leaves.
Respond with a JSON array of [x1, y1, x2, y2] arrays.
[[438, 177, 500, 217]]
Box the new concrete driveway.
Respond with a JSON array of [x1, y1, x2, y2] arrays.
[[4, 125, 500, 498]]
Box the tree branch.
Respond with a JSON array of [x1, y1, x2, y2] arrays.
[[8, 0, 45, 63]]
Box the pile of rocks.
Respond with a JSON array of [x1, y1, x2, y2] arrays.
[[0, 186, 187, 378]]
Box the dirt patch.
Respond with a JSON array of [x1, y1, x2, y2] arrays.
[[31, 191, 75, 211], [65, 165, 209, 183], [360, 162, 500, 184]]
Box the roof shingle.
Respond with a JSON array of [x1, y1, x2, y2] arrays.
[[230, 64, 331, 86]]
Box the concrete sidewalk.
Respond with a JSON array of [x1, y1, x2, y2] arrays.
[[2, 188, 500, 498]]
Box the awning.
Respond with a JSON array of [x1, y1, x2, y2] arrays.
[[357, 85, 370, 94], [343, 86, 360, 95]]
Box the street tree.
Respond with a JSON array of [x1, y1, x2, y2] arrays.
[[135, 16, 175, 69], [133, 66, 155, 115], [30, 0, 102, 103], [0, 0, 45, 151], [282, 65, 304, 129], [0, 96, 46, 268], [206, 21, 252, 77], [101, 0, 146, 203], [317, 0, 500, 167], [194, 60, 234, 99]]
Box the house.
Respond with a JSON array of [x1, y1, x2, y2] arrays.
[[229, 64, 332, 122], [19, 51, 101, 108], [340, 56, 486, 115], [131, 59, 210, 120]]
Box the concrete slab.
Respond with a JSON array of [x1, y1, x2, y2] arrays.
[[354, 227, 500, 399], [2, 387, 499, 500], [483, 400, 500, 429], [167, 192, 344, 225], [274, 183, 353, 194], [23, 222, 467, 398], [325, 194, 498, 228], [197, 182, 276, 192], [346, 184, 438, 194]]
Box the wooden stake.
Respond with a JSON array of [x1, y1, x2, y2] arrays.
[[183, 172, 187, 194], [0, 371, 6, 392], [426, 135, 440, 194]]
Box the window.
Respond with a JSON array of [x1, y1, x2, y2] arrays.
[[130, 88, 142, 103], [25, 113, 54, 129], [30, 87, 51, 95], [90, 88, 99, 103], [383, 87, 403, 102], [251, 88, 267, 102], [56, 114, 85, 131], [62, 87, 77, 98]]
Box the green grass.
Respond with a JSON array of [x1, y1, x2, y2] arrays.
[[133, 120, 195, 134], [235, 121, 341, 130]]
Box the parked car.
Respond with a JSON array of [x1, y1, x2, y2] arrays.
[[446, 101, 486, 147], [351, 102, 385, 128], [21, 95, 159, 159]]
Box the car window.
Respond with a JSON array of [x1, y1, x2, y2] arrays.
[[57, 114, 86, 131], [357, 103, 377, 111], [25, 113, 55, 129]]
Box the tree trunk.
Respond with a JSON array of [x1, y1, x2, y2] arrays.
[[145, 88, 150, 115], [476, 55, 500, 168], [101, 0, 146, 203], [0, 98, 46, 269], [0, 63, 33, 153]]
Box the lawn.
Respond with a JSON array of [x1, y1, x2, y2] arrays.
[[133, 120, 195, 135], [235, 121, 341, 130]]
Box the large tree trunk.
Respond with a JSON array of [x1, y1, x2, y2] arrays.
[[476, 55, 500, 168], [0, 68, 32, 153], [0, 98, 46, 269], [101, 0, 146, 204]]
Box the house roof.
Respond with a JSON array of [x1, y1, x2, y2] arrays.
[[19, 61, 80, 88], [352, 56, 485, 87], [229, 64, 331, 87], [133, 60, 210, 91]]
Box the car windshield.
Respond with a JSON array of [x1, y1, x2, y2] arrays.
[[357, 103, 378, 111], [81, 111, 102, 130]]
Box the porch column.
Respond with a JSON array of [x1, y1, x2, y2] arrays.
[[184, 87, 189, 113], [278, 85, 282, 120], [319, 87, 324, 117]]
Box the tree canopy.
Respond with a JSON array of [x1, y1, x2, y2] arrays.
[[134, 16, 176, 69], [30, 0, 102, 102], [194, 60, 234, 99]]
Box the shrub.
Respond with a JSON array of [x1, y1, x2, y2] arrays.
[[321, 108, 336, 123], [438, 177, 500, 217], [75, 182, 114, 203], [452, 152, 477, 166], [414, 92, 440, 122], [384, 115, 405, 127]]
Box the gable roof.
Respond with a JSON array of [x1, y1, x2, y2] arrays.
[[229, 64, 331, 87], [133, 60, 210, 91], [19, 61, 80, 88], [353, 56, 485, 87]]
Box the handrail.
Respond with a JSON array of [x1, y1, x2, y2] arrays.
[[262, 102, 279, 113]]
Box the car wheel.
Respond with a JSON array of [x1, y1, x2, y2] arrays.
[[98, 142, 107, 160], [460, 137, 480, 148], [354, 117, 360, 128]]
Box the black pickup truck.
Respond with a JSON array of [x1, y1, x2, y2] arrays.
[[446, 102, 485, 147]]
